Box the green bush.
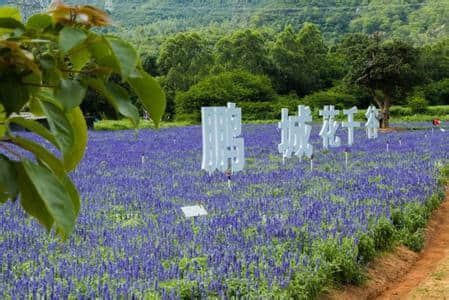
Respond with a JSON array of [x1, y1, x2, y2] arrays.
[[372, 217, 396, 251], [423, 79, 449, 105], [328, 84, 373, 108], [313, 237, 365, 286], [408, 96, 429, 114], [238, 96, 303, 121], [402, 228, 425, 252], [301, 90, 358, 110], [356, 233, 376, 264], [175, 70, 276, 122], [238, 102, 279, 121]]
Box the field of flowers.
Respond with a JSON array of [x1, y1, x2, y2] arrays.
[[1, 124, 449, 299]]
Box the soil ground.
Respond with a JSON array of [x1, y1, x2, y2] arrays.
[[325, 187, 449, 300]]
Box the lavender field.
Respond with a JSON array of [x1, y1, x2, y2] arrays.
[[1, 124, 448, 299]]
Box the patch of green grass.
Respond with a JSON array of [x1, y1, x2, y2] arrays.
[[432, 271, 446, 281], [94, 119, 194, 130]]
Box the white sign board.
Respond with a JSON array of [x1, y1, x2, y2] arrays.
[[181, 205, 208, 218], [278, 105, 313, 160], [342, 106, 360, 146], [319, 105, 341, 149], [201, 102, 244, 174], [365, 105, 380, 139]]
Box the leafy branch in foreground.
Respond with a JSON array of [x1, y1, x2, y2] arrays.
[[0, 3, 166, 239]]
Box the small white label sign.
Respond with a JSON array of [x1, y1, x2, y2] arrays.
[[181, 205, 208, 218]]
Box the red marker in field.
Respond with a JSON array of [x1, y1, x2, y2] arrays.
[[432, 119, 445, 132]]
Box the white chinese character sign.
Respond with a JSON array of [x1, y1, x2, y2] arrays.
[[278, 105, 313, 160], [365, 105, 380, 139], [319, 105, 341, 149], [201, 103, 244, 174], [342, 106, 360, 146]]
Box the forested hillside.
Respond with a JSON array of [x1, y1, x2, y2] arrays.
[[67, 0, 448, 44]]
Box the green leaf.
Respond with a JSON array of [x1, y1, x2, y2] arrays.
[[128, 70, 166, 127], [25, 14, 52, 31], [106, 37, 138, 79], [55, 79, 87, 111], [0, 18, 25, 30], [21, 72, 42, 95], [8, 117, 58, 147], [88, 37, 111, 61], [39, 54, 56, 71], [0, 7, 21, 20], [10, 136, 80, 215], [59, 27, 88, 54], [40, 101, 75, 167], [61, 171, 80, 216], [88, 79, 140, 126], [0, 76, 31, 114], [28, 97, 45, 116], [69, 47, 91, 71], [0, 154, 18, 203], [64, 107, 87, 171], [11, 136, 65, 175], [16, 162, 54, 231], [18, 160, 75, 236], [36, 89, 63, 110]]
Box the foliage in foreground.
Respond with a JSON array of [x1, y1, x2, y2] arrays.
[[0, 5, 165, 238]]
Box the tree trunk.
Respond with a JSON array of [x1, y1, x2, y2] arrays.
[[380, 105, 390, 128], [380, 94, 392, 129], [372, 89, 391, 129]]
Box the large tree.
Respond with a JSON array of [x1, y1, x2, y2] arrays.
[[343, 33, 420, 128], [0, 4, 165, 238], [215, 29, 269, 74], [270, 25, 306, 95], [270, 23, 329, 96], [157, 32, 213, 119]]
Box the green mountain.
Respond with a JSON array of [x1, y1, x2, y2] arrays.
[[67, 0, 448, 44]]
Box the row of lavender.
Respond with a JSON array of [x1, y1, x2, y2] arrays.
[[0, 125, 447, 298]]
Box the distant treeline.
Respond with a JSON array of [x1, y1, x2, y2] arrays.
[[81, 23, 449, 124]]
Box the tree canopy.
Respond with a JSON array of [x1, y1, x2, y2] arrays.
[[343, 34, 420, 127]]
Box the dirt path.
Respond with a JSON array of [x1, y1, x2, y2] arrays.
[[377, 188, 449, 299], [407, 255, 449, 299], [326, 187, 449, 300]]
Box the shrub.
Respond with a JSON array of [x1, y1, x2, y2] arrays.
[[175, 70, 276, 122], [423, 79, 449, 105], [313, 238, 365, 286], [356, 233, 376, 264], [407, 95, 428, 114], [300, 90, 358, 110], [372, 217, 395, 251], [238, 102, 279, 121], [402, 228, 425, 252]]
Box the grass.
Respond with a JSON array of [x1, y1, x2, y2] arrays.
[[93, 118, 281, 130], [93, 119, 195, 130]]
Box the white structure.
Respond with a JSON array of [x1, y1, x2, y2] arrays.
[[181, 205, 208, 218], [365, 105, 380, 139], [278, 105, 313, 160], [201, 103, 244, 174], [342, 106, 360, 146], [319, 105, 341, 149]]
